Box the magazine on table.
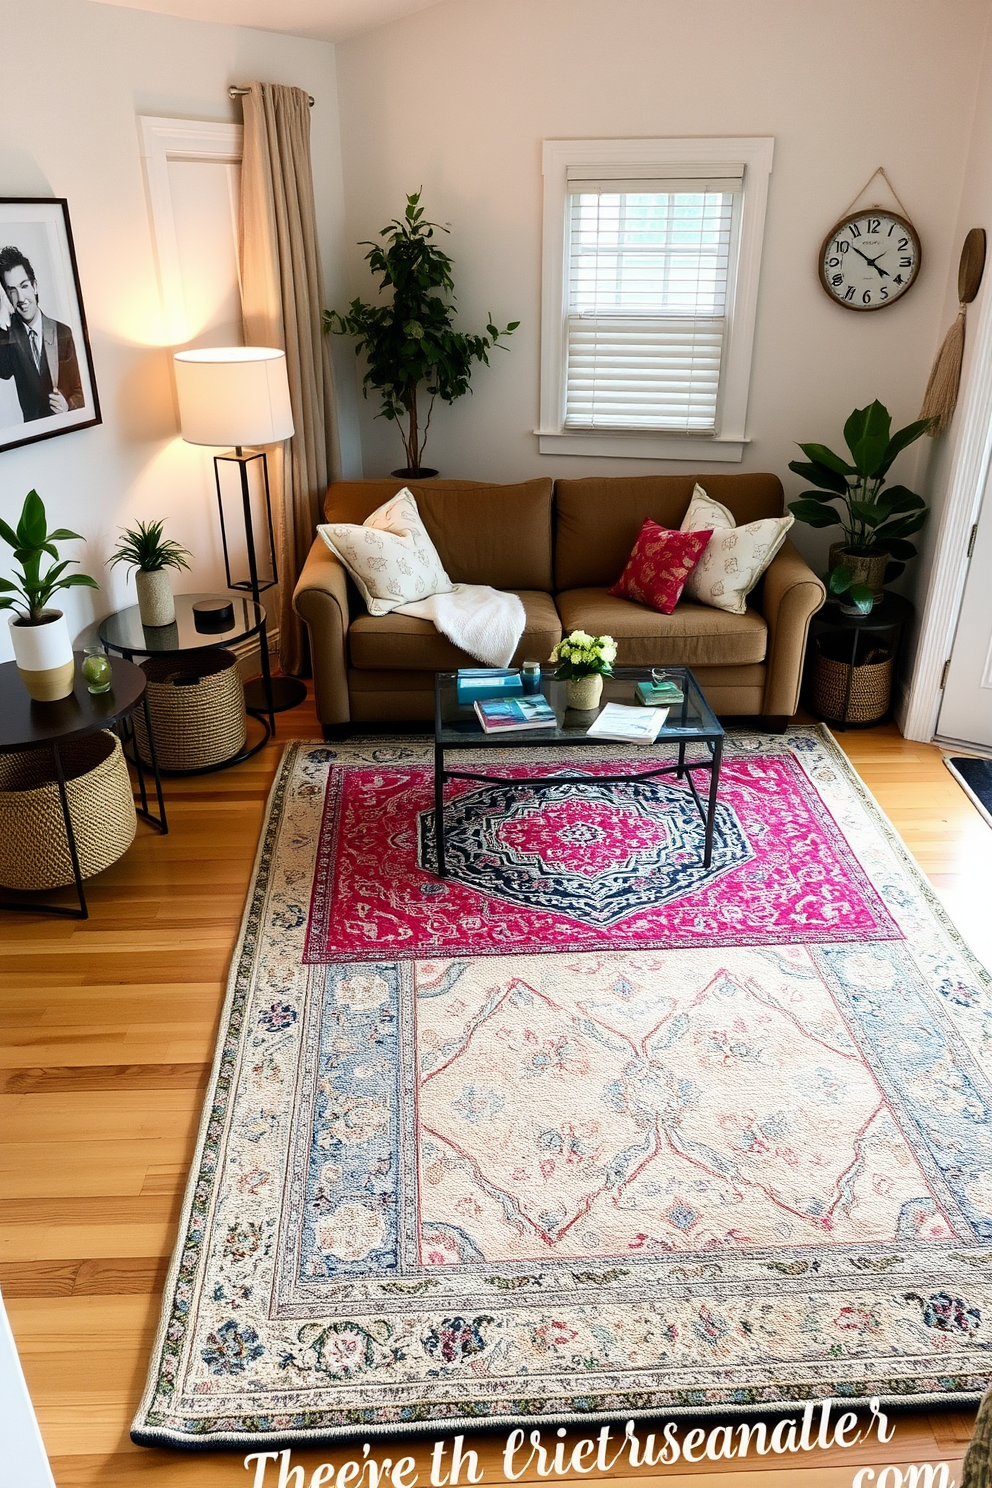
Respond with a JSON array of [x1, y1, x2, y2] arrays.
[[474, 695, 557, 732], [586, 703, 669, 743]]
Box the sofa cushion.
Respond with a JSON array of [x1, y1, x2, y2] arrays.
[[554, 473, 786, 591], [323, 479, 554, 592], [556, 588, 768, 668], [681, 484, 794, 616], [317, 489, 453, 616], [609, 520, 712, 614], [349, 589, 561, 672]]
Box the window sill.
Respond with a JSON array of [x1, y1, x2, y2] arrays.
[[535, 430, 749, 462]]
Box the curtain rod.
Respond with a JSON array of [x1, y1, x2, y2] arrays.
[[229, 85, 315, 106]]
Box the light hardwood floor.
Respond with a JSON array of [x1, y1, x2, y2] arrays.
[[1, 699, 989, 1488]]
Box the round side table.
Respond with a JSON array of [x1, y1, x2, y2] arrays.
[[805, 593, 914, 729], [99, 592, 274, 771], [0, 655, 167, 920]]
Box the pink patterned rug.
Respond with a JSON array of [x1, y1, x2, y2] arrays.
[[304, 752, 899, 962]]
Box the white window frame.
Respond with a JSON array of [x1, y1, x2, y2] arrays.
[[537, 136, 774, 463]]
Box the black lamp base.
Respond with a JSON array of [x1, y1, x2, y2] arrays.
[[245, 675, 307, 714]]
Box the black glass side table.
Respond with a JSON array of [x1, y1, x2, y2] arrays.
[[98, 592, 275, 768], [0, 655, 167, 920]]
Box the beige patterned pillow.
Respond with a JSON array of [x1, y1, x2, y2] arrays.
[[317, 489, 453, 616], [680, 484, 793, 616]]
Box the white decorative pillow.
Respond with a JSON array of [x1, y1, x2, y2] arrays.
[[680, 483, 794, 616], [317, 489, 453, 616]]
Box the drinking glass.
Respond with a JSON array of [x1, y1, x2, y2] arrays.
[[81, 644, 113, 695]]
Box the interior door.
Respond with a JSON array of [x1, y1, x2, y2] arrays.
[[937, 469, 992, 750]]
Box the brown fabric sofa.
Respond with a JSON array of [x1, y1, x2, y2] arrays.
[[293, 473, 825, 733]]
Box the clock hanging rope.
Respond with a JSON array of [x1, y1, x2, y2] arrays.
[[918, 227, 987, 437]]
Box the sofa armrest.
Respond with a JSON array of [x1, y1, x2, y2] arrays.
[[758, 537, 826, 717], [292, 538, 351, 726]]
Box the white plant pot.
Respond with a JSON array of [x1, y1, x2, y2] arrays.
[[8, 610, 76, 701], [135, 569, 175, 627]]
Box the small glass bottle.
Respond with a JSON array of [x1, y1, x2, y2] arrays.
[[81, 644, 113, 695], [520, 660, 541, 695]]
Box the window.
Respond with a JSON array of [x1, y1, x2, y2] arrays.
[[538, 138, 774, 462]]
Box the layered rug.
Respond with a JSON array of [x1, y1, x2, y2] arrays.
[[134, 728, 992, 1450]]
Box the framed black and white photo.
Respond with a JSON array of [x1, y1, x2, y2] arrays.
[[0, 198, 101, 454]]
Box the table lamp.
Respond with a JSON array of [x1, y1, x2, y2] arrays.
[[173, 346, 305, 713]]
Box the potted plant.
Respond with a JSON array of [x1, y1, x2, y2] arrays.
[[550, 630, 617, 711], [325, 191, 519, 477], [109, 519, 191, 627], [788, 401, 931, 615], [0, 489, 99, 701]]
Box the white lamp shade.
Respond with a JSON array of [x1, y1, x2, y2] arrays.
[[173, 347, 294, 446]]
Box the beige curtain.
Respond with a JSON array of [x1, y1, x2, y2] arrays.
[[239, 82, 339, 677]]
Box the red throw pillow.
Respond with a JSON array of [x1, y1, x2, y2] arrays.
[[609, 520, 713, 614]]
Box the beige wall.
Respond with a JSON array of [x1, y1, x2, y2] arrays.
[[0, 0, 346, 662], [335, 0, 988, 578]]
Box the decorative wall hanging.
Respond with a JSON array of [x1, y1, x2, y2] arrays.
[[919, 227, 987, 437], [818, 167, 922, 312], [0, 198, 101, 454]]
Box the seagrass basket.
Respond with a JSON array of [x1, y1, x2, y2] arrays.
[[132, 649, 246, 772], [0, 730, 136, 891], [811, 636, 894, 725]]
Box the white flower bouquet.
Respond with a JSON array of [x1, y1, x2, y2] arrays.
[[549, 629, 617, 680]]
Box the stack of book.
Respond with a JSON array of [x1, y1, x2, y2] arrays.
[[635, 678, 684, 706]]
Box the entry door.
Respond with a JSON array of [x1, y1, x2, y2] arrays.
[[937, 469, 992, 750]]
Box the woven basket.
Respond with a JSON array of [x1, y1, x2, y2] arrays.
[[132, 650, 246, 772], [811, 636, 894, 725], [0, 731, 136, 891]]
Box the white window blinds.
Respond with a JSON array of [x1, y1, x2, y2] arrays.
[[564, 165, 743, 434]]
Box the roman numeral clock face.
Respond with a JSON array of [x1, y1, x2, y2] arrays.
[[819, 211, 922, 310]]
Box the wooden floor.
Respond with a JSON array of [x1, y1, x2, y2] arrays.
[[2, 698, 989, 1488]]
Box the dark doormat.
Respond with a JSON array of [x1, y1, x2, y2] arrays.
[[945, 754, 992, 827]]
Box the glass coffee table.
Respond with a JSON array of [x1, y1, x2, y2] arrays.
[[433, 665, 724, 877]]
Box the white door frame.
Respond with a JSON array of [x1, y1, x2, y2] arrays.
[[903, 274, 992, 742]]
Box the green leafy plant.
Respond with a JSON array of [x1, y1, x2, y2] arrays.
[[550, 630, 617, 680], [325, 191, 519, 473], [108, 519, 191, 575], [0, 489, 98, 624], [788, 400, 930, 613]]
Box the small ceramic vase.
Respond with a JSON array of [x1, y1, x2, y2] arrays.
[[136, 568, 175, 627], [566, 673, 603, 711]]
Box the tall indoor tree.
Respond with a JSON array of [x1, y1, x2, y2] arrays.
[[326, 192, 519, 476]]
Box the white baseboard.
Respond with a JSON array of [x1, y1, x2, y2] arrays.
[[228, 625, 278, 681]]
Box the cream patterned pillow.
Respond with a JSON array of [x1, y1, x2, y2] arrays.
[[680, 484, 793, 616], [317, 489, 453, 616]]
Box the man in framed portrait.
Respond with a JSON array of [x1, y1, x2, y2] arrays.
[[0, 245, 84, 422]]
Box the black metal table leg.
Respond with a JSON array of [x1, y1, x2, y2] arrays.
[[434, 741, 447, 877], [703, 735, 723, 869], [677, 739, 686, 779], [138, 691, 168, 832]]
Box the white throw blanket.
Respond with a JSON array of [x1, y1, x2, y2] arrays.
[[395, 584, 526, 668]]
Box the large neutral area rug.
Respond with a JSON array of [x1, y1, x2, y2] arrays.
[[134, 729, 992, 1450]]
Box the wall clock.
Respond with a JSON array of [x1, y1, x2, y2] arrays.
[[819, 209, 922, 311]]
